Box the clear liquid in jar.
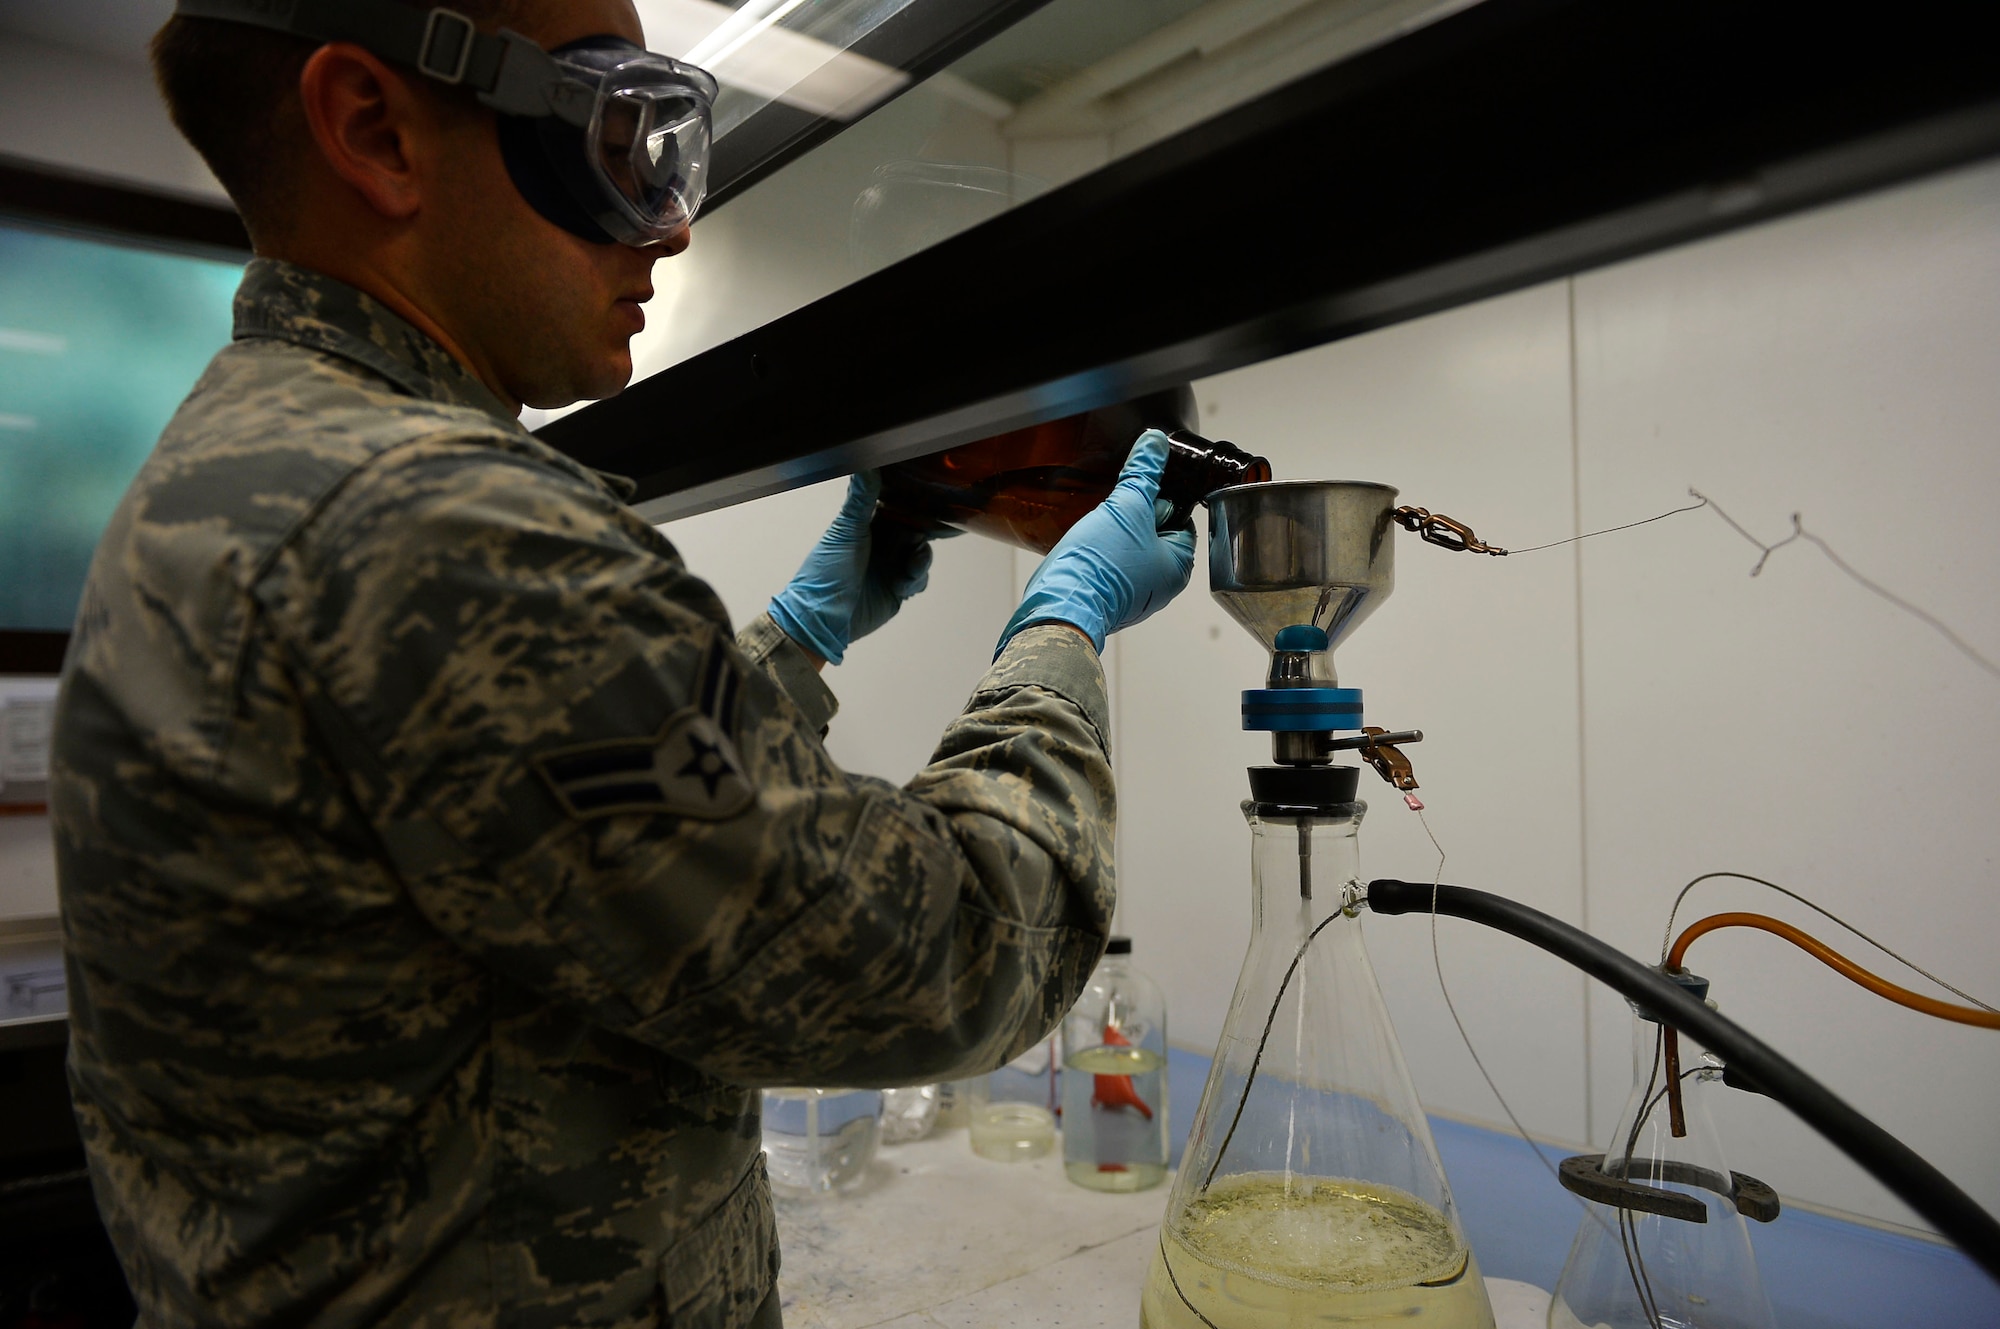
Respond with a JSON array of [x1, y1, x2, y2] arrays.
[[1062, 1043, 1168, 1192]]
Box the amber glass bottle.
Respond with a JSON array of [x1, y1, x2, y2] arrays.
[[877, 385, 1272, 554]]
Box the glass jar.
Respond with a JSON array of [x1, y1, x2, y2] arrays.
[[1548, 998, 1778, 1329], [934, 1078, 972, 1131], [968, 1037, 1059, 1162], [878, 385, 1271, 554], [879, 1083, 941, 1144], [1063, 937, 1169, 1192], [761, 1087, 884, 1194]]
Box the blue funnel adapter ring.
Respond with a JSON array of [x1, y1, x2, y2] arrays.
[[1241, 687, 1363, 732]]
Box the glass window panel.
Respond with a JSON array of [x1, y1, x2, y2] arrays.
[[0, 225, 241, 631], [605, 0, 1479, 402], [638, 0, 924, 135]]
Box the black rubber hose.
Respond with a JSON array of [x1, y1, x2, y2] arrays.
[[1367, 878, 2000, 1287]]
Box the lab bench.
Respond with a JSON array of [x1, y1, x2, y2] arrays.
[[4, 948, 1992, 1328], [769, 1121, 1549, 1329], [766, 1048, 2000, 1329]]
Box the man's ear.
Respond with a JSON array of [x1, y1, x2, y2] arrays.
[[297, 43, 430, 222]]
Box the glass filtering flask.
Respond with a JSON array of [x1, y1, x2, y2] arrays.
[[1063, 936, 1170, 1192], [1143, 796, 1496, 1329], [1548, 987, 1778, 1329], [877, 385, 1271, 554]]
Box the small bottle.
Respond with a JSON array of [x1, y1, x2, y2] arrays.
[[1062, 937, 1169, 1192], [879, 1084, 940, 1143], [967, 1036, 1059, 1162], [761, 1087, 884, 1194], [934, 1078, 972, 1131], [877, 385, 1271, 554]]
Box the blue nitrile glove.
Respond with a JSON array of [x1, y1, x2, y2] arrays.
[[996, 429, 1197, 655], [769, 471, 937, 665]]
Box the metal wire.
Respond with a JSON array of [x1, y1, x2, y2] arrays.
[[1201, 908, 1343, 1189], [1693, 488, 2000, 682], [1408, 806, 1629, 1259], [1158, 1230, 1225, 1329], [1617, 1026, 1669, 1329], [1659, 871, 1997, 1012], [1506, 495, 1712, 554], [1416, 807, 1572, 1178]]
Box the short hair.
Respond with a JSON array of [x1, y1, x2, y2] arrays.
[[151, 2, 524, 243]]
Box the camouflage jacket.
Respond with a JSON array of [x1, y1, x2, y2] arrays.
[[52, 260, 1115, 1329]]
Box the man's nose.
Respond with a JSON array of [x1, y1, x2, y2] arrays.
[[648, 224, 691, 258]]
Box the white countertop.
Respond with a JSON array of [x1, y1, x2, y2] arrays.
[[771, 1125, 1550, 1328]]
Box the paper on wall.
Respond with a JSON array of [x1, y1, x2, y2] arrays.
[[0, 678, 60, 798]]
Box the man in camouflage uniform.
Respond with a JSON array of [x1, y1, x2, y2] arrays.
[[51, 1, 1197, 1327]]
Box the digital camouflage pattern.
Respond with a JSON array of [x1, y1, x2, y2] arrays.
[[52, 259, 1116, 1328]]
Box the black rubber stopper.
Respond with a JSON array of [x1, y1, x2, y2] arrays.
[[1106, 937, 1132, 955], [1634, 967, 1711, 1022], [1246, 765, 1360, 808]]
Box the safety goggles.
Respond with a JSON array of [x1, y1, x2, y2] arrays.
[[175, 1, 719, 247], [508, 38, 718, 245]]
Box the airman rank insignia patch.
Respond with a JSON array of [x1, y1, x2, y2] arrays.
[[694, 634, 743, 737], [535, 708, 755, 821]]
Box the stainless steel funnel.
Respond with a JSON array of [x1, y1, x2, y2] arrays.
[[1208, 481, 1399, 661]]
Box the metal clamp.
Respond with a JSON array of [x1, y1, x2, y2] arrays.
[[1558, 1154, 1781, 1224], [1359, 725, 1420, 791], [1321, 726, 1422, 790], [1393, 505, 1508, 556]]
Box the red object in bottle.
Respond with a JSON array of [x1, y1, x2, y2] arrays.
[[877, 385, 1271, 555], [1090, 1023, 1154, 1121]]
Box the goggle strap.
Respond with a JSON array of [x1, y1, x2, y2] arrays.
[[172, 0, 556, 114]]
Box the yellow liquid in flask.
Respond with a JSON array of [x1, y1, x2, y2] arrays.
[[1139, 1174, 1496, 1329]]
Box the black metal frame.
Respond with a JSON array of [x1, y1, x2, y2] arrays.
[[0, 632, 67, 676], [707, 0, 1057, 212], [0, 154, 249, 259], [541, 0, 2000, 519]]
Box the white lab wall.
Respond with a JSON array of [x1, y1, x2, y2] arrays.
[[0, 33, 222, 200], [1116, 159, 2000, 1230], [1570, 161, 2000, 1227]]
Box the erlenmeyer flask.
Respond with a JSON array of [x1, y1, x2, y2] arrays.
[[1548, 995, 1778, 1329], [1142, 798, 1496, 1329]]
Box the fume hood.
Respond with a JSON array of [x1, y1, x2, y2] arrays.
[[533, 0, 2000, 519]]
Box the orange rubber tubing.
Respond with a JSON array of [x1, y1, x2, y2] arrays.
[[1669, 912, 2000, 1030]]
